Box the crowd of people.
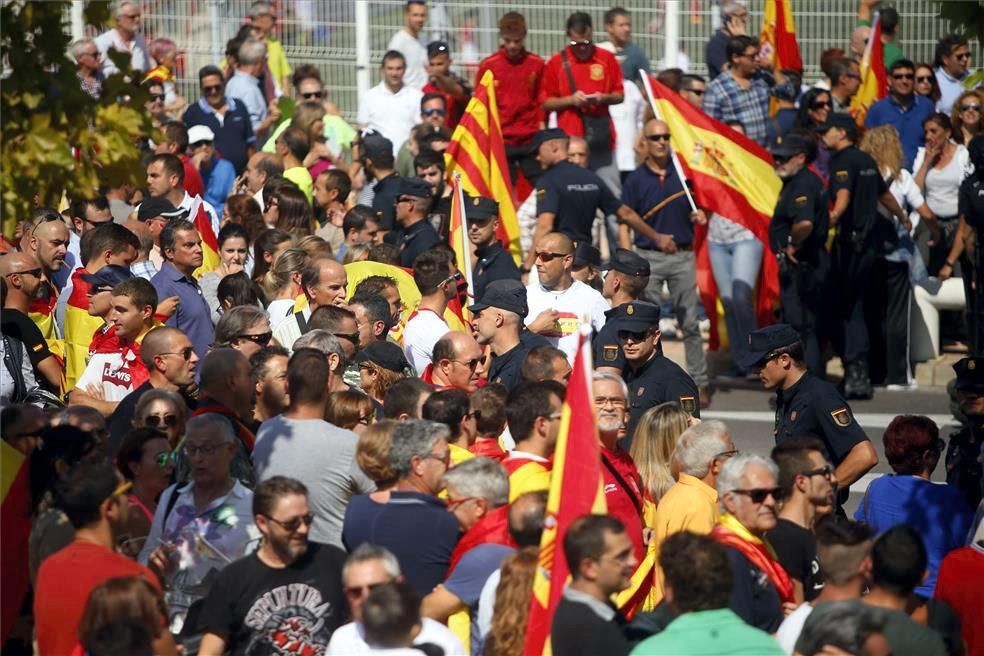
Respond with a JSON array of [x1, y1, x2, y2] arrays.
[[2, 0, 984, 655]]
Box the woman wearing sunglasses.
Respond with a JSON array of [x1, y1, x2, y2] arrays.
[[133, 388, 188, 449], [213, 305, 273, 360], [950, 89, 983, 147], [793, 88, 834, 182], [117, 426, 176, 556]]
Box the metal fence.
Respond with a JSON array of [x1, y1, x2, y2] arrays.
[[131, 0, 972, 122]]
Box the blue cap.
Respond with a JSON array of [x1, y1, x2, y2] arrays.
[[80, 264, 134, 291], [464, 195, 499, 222], [532, 128, 568, 150], [469, 279, 528, 317], [953, 357, 984, 392], [741, 324, 802, 369], [398, 177, 433, 199], [616, 301, 662, 332]]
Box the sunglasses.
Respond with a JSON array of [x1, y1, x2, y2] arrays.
[[440, 271, 464, 287], [961, 104, 982, 113], [236, 332, 273, 346], [148, 94, 165, 102], [892, 73, 914, 80], [801, 464, 833, 479], [159, 347, 195, 361], [683, 88, 704, 96], [452, 357, 482, 370], [265, 512, 315, 533], [301, 91, 324, 100], [534, 251, 569, 262], [154, 451, 176, 468], [732, 487, 785, 503], [646, 134, 671, 142], [201, 84, 223, 95], [332, 331, 360, 345], [954, 52, 971, 61], [5, 268, 43, 279], [569, 39, 592, 47], [422, 108, 446, 117], [915, 75, 933, 83], [145, 413, 179, 428], [345, 582, 385, 599], [810, 101, 832, 110]]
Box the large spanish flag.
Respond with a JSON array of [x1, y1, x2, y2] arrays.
[[759, 0, 803, 73], [642, 75, 781, 345], [524, 328, 607, 656], [1, 441, 32, 643], [445, 70, 522, 265], [850, 11, 888, 125]]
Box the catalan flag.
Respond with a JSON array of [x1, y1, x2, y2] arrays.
[[524, 328, 607, 656], [642, 75, 781, 346], [850, 11, 888, 125], [759, 0, 803, 73], [447, 175, 475, 319], [1, 441, 32, 643], [445, 70, 522, 265]]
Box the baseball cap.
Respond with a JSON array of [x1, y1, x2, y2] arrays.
[[427, 41, 450, 58], [137, 197, 185, 222], [601, 248, 651, 277], [741, 324, 803, 369], [469, 279, 528, 318], [573, 242, 601, 268], [354, 341, 412, 374], [398, 177, 433, 199], [80, 264, 134, 291], [532, 128, 568, 150], [187, 125, 215, 145]]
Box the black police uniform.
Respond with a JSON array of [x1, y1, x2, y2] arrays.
[[473, 242, 521, 301], [945, 357, 984, 509], [395, 219, 441, 268], [773, 373, 867, 467], [371, 172, 402, 232], [487, 334, 549, 390], [535, 160, 621, 244], [958, 175, 984, 354], [769, 166, 830, 374], [593, 304, 631, 374], [624, 353, 700, 450]]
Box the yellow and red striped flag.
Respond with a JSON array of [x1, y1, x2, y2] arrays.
[[759, 0, 803, 73], [445, 70, 522, 265], [189, 195, 220, 278], [447, 174, 475, 319], [850, 11, 888, 125], [524, 328, 607, 656]]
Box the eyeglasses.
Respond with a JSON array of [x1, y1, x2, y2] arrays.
[[810, 101, 832, 110], [5, 268, 43, 279], [646, 134, 671, 142], [191, 140, 213, 149], [332, 331, 360, 345], [683, 88, 704, 96], [144, 413, 179, 428], [201, 85, 223, 95], [235, 332, 273, 346], [594, 396, 626, 408], [422, 108, 446, 117], [961, 104, 982, 113], [154, 451, 176, 468], [534, 251, 569, 263], [446, 496, 478, 511], [801, 464, 834, 479], [569, 39, 592, 47], [301, 91, 324, 100], [452, 357, 482, 370], [159, 347, 195, 361], [892, 73, 914, 80], [424, 450, 451, 465], [915, 75, 933, 83], [731, 487, 785, 503], [185, 442, 226, 457], [714, 448, 739, 460], [345, 582, 385, 599], [265, 512, 315, 533]]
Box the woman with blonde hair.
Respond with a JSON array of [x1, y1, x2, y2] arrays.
[[290, 100, 337, 178], [260, 247, 307, 324], [483, 547, 539, 656], [355, 342, 411, 406], [355, 419, 399, 503], [327, 389, 376, 434], [950, 89, 983, 146], [77, 576, 175, 656], [630, 402, 693, 505]]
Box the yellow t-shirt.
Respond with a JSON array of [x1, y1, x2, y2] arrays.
[[283, 166, 314, 204], [506, 460, 551, 503], [266, 37, 292, 85]]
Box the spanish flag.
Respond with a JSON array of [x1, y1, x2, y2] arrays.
[[850, 11, 888, 125], [189, 195, 220, 278], [524, 328, 607, 656], [64, 268, 105, 391], [642, 75, 781, 346], [1, 441, 32, 643], [447, 175, 475, 319], [445, 70, 522, 265], [759, 0, 803, 73]]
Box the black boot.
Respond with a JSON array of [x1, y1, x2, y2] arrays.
[[844, 361, 873, 400]]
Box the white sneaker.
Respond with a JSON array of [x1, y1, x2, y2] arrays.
[[885, 382, 919, 391], [659, 318, 681, 339]]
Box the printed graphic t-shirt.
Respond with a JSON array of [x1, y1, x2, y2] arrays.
[[524, 280, 609, 362]]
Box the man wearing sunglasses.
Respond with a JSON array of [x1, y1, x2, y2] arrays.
[[93, 0, 150, 75], [390, 177, 441, 268], [422, 41, 471, 130], [184, 65, 255, 175], [865, 59, 935, 169], [934, 34, 973, 115]]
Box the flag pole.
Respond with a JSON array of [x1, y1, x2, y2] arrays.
[[640, 70, 699, 214]]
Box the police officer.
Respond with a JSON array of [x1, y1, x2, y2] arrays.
[[819, 113, 910, 399], [946, 357, 984, 509], [467, 194, 520, 301], [954, 137, 984, 354], [523, 127, 657, 272], [768, 132, 830, 375], [593, 248, 650, 376], [472, 279, 548, 390], [571, 242, 602, 291], [619, 301, 700, 448], [361, 131, 401, 233], [745, 324, 879, 500], [387, 177, 441, 268]]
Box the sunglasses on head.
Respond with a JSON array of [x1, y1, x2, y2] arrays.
[[646, 134, 671, 142], [732, 487, 785, 503], [265, 512, 315, 533], [301, 91, 324, 100], [159, 347, 195, 361], [235, 332, 273, 346], [145, 413, 179, 428]]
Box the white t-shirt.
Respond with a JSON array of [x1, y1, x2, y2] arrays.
[[403, 308, 450, 375], [476, 567, 501, 643], [327, 618, 466, 656], [776, 602, 813, 655], [74, 347, 144, 401], [357, 82, 424, 156], [94, 28, 151, 75], [608, 80, 646, 172], [912, 144, 972, 218], [524, 280, 609, 362], [265, 298, 296, 325], [387, 29, 428, 89], [272, 306, 311, 352]]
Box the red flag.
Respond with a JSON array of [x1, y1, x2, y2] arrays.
[[760, 0, 803, 73], [1, 442, 32, 643], [850, 12, 888, 125]]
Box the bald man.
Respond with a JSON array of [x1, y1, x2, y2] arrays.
[[524, 232, 609, 362], [568, 136, 590, 169], [0, 252, 63, 393], [428, 331, 486, 392], [273, 255, 349, 351]]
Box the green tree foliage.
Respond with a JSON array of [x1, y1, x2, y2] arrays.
[[1, 1, 159, 237]]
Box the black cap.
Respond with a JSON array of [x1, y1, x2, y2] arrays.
[[354, 341, 411, 373], [816, 112, 857, 138], [427, 41, 450, 58], [602, 248, 651, 277], [617, 301, 662, 332], [770, 133, 811, 159], [80, 264, 134, 290], [741, 324, 802, 369], [953, 357, 984, 392], [361, 130, 393, 161], [469, 279, 528, 317], [137, 197, 184, 222], [532, 127, 568, 150], [398, 177, 433, 199], [573, 242, 601, 268], [464, 195, 499, 222]]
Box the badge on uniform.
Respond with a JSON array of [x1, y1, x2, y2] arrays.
[[794, 196, 808, 207], [680, 396, 696, 414], [790, 410, 797, 421], [590, 64, 604, 80], [637, 387, 645, 396], [835, 170, 849, 181], [830, 408, 852, 427], [602, 345, 618, 361], [536, 188, 546, 197]]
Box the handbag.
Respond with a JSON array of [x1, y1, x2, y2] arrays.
[[561, 51, 611, 152]]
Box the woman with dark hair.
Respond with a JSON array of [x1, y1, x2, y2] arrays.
[[794, 87, 834, 181], [222, 193, 265, 244], [216, 271, 262, 315], [263, 180, 314, 240], [78, 576, 172, 656], [327, 389, 376, 434], [914, 63, 941, 105], [116, 427, 174, 555], [200, 222, 252, 324], [855, 414, 973, 598], [251, 228, 293, 289]]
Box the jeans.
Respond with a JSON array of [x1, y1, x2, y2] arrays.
[[708, 239, 762, 373]]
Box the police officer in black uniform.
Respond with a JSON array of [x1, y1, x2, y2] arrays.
[[593, 249, 650, 376], [361, 131, 402, 233], [466, 194, 520, 301], [744, 324, 879, 502], [945, 357, 984, 509], [768, 132, 830, 375], [387, 177, 441, 268], [471, 279, 549, 390], [619, 301, 700, 449], [819, 113, 910, 399], [956, 137, 984, 354]]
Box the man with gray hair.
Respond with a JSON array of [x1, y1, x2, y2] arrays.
[[72, 37, 104, 99], [224, 37, 280, 139], [292, 328, 350, 393], [94, 0, 150, 75], [422, 458, 513, 652], [193, 348, 257, 487], [648, 419, 736, 603], [705, 0, 748, 79], [342, 420, 460, 597]]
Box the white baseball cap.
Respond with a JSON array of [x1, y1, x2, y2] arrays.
[[187, 124, 215, 145]]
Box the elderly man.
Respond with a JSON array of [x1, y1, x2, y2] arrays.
[[140, 414, 260, 633], [150, 218, 213, 359], [428, 332, 485, 393], [705, 0, 749, 79], [94, 0, 150, 74], [273, 255, 348, 350], [423, 458, 515, 653], [328, 545, 465, 655], [72, 37, 104, 98], [224, 38, 279, 140], [713, 454, 794, 633], [342, 420, 460, 597]]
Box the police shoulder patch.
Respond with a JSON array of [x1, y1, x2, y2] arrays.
[[794, 195, 808, 206], [830, 408, 852, 427], [602, 345, 618, 361], [32, 343, 44, 352], [535, 188, 546, 197], [835, 170, 849, 181], [680, 396, 696, 414]]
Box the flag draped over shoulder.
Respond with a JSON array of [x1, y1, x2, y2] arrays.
[[1, 441, 32, 643], [760, 0, 803, 73], [445, 70, 522, 265], [643, 76, 781, 346], [189, 195, 220, 278], [524, 329, 607, 656], [448, 175, 475, 319], [850, 12, 888, 125], [64, 270, 103, 391]]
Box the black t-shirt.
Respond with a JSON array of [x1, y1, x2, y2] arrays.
[[767, 518, 822, 602], [959, 176, 984, 231], [199, 543, 348, 656], [769, 167, 830, 265], [372, 173, 402, 231], [1, 308, 52, 367], [829, 145, 894, 252], [535, 161, 620, 243]]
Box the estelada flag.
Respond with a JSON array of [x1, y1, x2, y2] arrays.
[[850, 11, 888, 125], [643, 76, 781, 346], [445, 70, 522, 265], [1, 441, 32, 643], [760, 0, 803, 73], [189, 195, 220, 278], [524, 328, 607, 656], [447, 174, 475, 319]]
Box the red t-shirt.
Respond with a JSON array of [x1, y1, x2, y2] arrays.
[[539, 46, 624, 151], [935, 544, 984, 656], [476, 49, 546, 145], [181, 155, 205, 199], [34, 541, 160, 656], [601, 444, 645, 561]]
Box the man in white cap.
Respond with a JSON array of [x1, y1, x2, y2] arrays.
[[188, 124, 236, 218]]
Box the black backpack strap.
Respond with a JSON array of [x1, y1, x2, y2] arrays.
[[295, 310, 309, 335], [161, 484, 181, 526], [561, 50, 580, 104], [3, 334, 27, 403]]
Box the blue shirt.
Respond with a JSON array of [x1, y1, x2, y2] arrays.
[[200, 156, 236, 218], [864, 94, 934, 169], [855, 474, 973, 597], [150, 261, 214, 359], [704, 70, 774, 146], [622, 161, 694, 249], [223, 71, 267, 136], [444, 543, 515, 656], [184, 97, 255, 174]]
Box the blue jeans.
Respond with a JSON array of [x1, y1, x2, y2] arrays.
[[708, 239, 762, 372]]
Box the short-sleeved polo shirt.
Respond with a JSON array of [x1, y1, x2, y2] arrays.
[[622, 162, 695, 248], [150, 261, 214, 359]]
